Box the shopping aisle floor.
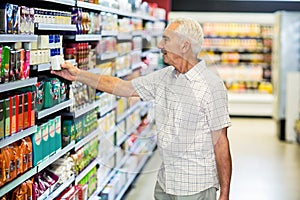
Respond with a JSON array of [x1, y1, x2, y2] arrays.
[[123, 117, 300, 200]]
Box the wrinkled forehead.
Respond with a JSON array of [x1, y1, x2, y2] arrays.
[[163, 23, 184, 40]]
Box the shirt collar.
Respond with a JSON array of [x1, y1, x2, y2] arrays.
[[171, 60, 206, 80], [184, 60, 206, 81]]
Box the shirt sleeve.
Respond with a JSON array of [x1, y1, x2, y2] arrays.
[[206, 81, 231, 131], [132, 68, 167, 101]]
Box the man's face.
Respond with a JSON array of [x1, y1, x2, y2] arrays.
[[158, 23, 183, 66]]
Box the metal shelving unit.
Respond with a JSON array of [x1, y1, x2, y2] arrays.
[[37, 141, 75, 172], [76, 1, 157, 21], [75, 159, 99, 185], [45, 175, 75, 200], [0, 126, 37, 149], [99, 101, 118, 117], [116, 102, 141, 123], [35, 23, 77, 31], [0, 167, 37, 197], [0, 78, 37, 93], [0, 34, 37, 43], [73, 99, 101, 118], [37, 99, 73, 119], [74, 127, 101, 151]]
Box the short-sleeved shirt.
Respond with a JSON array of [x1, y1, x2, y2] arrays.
[[132, 60, 231, 196]]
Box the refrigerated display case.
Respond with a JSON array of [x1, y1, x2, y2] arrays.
[[169, 12, 275, 117], [272, 11, 300, 141]]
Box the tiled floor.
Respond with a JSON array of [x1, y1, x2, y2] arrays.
[[123, 117, 300, 200]]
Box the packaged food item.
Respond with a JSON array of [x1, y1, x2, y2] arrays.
[[0, 99, 4, 139], [26, 179, 33, 200], [8, 146, 17, 180], [48, 119, 56, 155], [0, 150, 5, 186], [24, 137, 32, 169], [4, 98, 10, 137], [12, 4, 19, 34], [54, 116, 62, 151], [29, 91, 36, 127], [41, 122, 49, 160], [23, 93, 28, 129], [0, 3, 14, 34], [20, 182, 28, 200], [2, 146, 12, 182], [31, 125, 43, 166], [35, 82, 44, 111], [9, 95, 16, 135], [9, 50, 16, 81], [23, 50, 30, 79], [12, 143, 21, 175], [0, 47, 3, 84], [2, 46, 10, 83], [16, 94, 24, 132]]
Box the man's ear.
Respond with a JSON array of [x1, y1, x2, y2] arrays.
[[182, 40, 191, 53]]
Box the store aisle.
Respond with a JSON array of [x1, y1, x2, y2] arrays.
[[123, 118, 300, 200]]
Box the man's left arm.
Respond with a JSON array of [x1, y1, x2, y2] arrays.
[[213, 127, 232, 200]]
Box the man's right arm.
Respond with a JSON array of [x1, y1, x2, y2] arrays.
[[51, 61, 139, 98]]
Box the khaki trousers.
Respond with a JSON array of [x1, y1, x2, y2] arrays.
[[154, 181, 217, 200]]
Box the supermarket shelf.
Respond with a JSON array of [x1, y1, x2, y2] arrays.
[[74, 127, 101, 151], [131, 62, 146, 70], [142, 47, 161, 57], [41, 0, 75, 6], [100, 126, 117, 141], [0, 166, 37, 197], [116, 133, 130, 147], [35, 23, 77, 31], [0, 34, 37, 43], [66, 59, 76, 65], [45, 174, 75, 200], [88, 68, 101, 74], [126, 120, 142, 135], [37, 141, 75, 172], [116, 68, 132, 77], [202, 47, 268, 53], [99, 101, 118, 117], [97, 168, 116, 194], [37, 99, 73, 119], [100, 52, 119, 60], [0, 78, 37, 93], [73, 99, 101, 118], [228, 92, 274, 116], [115, 153, 151, 200], [116, 102, 141, 123], [75, 159, 98, 184], [0, 126, 37, 149], [65, 34, 102, 41], [132, 30, 145, 36], [37, 62, 51, 71], [117, 32, 132, 40], [88, 188, 101, 200], [101, 30, 118, 36], [76, 34, 102, 41], [77, 1, 157, 21]]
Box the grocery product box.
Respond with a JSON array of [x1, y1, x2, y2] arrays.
[[41, 122, 49, 160], [31, 125, 43, 166], [0, 99, 4, 139], [0, 3, 19, 34], [48, 119, 56, 156], [54, 115, 62, 151], [9, 95, 16, 135]]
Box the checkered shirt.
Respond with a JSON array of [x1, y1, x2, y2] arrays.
[[132, 60, 231, 195]]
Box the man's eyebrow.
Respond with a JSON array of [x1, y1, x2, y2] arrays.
[[162, 35, 169, 40]]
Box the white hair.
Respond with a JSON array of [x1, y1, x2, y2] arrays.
[[170, 18, 204, 56]]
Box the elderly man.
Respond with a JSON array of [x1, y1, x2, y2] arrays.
[[52, 17, 232, 200]]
